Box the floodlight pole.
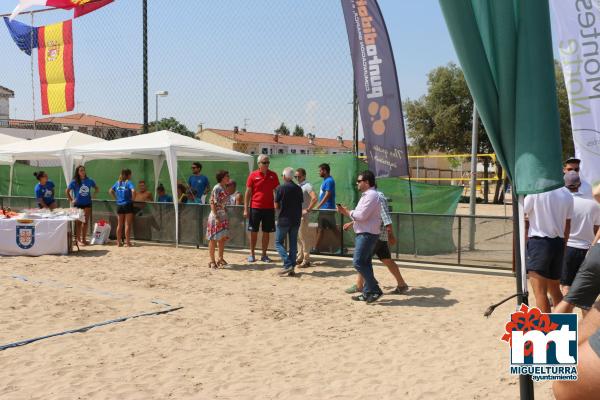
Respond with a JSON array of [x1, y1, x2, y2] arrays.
[[469, 105, 479, 250], [142, 0, 148, 134]]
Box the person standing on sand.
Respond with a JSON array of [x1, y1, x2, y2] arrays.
[[344, 188, 409, 295], [337, 170, 383, 304], [244, 154, 280, 263], [524, 178, 573, 313], [274, 167, 304, 276]]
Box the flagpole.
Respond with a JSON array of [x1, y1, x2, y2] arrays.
[[511, 187, 535, 399], [30, 11, 36, 135], [142, 0, 148, 134]]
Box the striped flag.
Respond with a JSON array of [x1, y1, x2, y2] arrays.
[[10, 0, 113, 20], [38, 20, 74, 115]]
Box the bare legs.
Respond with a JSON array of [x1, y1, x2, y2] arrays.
[[116, 213, 133, 246], [529, 271, 562, 313], [250, 231, 269, 259]]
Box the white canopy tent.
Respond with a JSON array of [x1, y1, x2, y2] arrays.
[[0, 133, 26, 196], [69, 130, 254, 245], [0, 131, 103, 196]]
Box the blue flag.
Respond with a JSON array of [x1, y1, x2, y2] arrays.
[[3, 17, 38, 56]]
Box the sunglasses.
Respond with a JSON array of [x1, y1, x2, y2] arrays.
[[356, 179, 365, 184], [260, 161, 270, 165], [294, 175, 301, 179]]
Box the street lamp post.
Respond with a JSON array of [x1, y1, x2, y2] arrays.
[[155, 91, 168, 131]]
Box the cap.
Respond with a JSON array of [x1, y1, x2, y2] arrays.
[[564, 157, 581, 164], [564, 171, 581, 188]]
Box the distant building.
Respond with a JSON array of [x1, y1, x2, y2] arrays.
[[5, 113, 142, 140], [0, 86, 15, 126], [198, 127, 365, 156]]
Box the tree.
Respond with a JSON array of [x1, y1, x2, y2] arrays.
[[292, 124, 305, 137], [149, 117, 194, 137], [274, 122, 290, 136]]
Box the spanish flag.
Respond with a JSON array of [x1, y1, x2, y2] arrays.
[[37, 20, 74, 115]]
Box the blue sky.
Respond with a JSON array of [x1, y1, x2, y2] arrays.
[[0, 0, 459, 138]]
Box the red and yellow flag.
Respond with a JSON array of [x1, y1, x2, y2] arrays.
[[37, 19, 74, 115]]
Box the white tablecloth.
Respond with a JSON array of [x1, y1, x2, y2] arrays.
[[0, 218, 69, 256]]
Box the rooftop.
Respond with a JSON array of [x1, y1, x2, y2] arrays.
[[35, 113, 142, 130], [203, 128, 365, 150]]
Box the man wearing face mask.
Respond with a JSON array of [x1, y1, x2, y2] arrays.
[[563, 157, 593, 199]]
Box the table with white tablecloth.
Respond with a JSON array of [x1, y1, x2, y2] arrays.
[[0, 218, 70, 256]]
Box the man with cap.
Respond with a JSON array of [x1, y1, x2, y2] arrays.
[[561, 172, 600, 295], [564, 157, 594, 199], [524, 176, 574, 313]]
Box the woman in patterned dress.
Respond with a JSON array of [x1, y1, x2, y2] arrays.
[[206, 170, 231, 268]]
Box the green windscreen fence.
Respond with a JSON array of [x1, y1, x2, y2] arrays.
[[0, 154, 462, 255]]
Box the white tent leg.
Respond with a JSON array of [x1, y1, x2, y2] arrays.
[[8, 162, 14, 197], [165, 149, 179, 247]]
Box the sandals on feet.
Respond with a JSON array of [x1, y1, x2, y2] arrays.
[[209, 261, 218, 269], [217, 259, 228, 267]]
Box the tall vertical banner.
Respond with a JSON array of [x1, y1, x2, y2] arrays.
[[551, 0, 600, 187], [341, 0, 409, 177], [38, 19, 74, 115]]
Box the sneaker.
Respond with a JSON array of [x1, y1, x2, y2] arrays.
[[345, 284, 359, 294], [247, 255, 256, 263], [366, 292, 383, 304], [351, 294, 367, 302], [279, 266, 295, 276], [260, 255, 272, 263], [389, 285, 409, 295]]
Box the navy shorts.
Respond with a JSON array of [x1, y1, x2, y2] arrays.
[[564, 245, 600, 310], [318, 211, 337, 230], [561, 246, 588, 286], [526, 236, 564, 280], [117, 203, 134, 214], [248, 208, 275, 233], [373, 240, 392, 260]]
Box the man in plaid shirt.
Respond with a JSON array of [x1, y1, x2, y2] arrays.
[[343, 190, 409, 294]]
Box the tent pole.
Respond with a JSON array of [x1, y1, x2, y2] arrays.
[[512, 190, 534, 399], [142, 0, 149, 134], [469, 105, 479, 250], [8, 163, 14, 197]]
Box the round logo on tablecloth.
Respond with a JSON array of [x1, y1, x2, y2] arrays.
[[16, 224, 35, 250]]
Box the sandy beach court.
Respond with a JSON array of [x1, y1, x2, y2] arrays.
[[0, 245, 553, 399]]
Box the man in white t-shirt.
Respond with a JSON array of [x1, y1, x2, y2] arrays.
[[564, 157, 593, 199], [561, 172, 600, 295], [294, 168, 317, 267], [524, 178, 574, 313]]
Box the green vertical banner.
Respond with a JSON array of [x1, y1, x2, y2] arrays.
[[439, 0, 563, 195]]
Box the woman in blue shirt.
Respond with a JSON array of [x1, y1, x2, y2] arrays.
[[109, 168, 136, 247], [66, 165, 98, 245], [33, 171, 57, 210]]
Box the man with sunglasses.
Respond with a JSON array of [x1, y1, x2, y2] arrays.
[[188, 162, 209, 204], [244, 154, 280, 263], [337, 170, 383, 304], [564, 157, 593, 199]]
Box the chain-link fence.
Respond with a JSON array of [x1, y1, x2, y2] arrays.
[[1, 1, 355, 139], [0, 196, 513, 269]]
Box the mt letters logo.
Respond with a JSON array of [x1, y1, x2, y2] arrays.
[[501, 304, 578, 381]]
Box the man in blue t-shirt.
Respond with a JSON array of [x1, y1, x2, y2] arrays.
[[314, 163, 340, 252], [187, 162, 209, 204]]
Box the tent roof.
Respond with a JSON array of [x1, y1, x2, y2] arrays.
[[0, 133, 25, 145], [70, 130, 253, 165], [0, 130, 105, 160]]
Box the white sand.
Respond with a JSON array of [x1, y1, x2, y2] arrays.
[[0, 244, 554, 399]]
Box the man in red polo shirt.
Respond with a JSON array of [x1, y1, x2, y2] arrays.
[[244, 154, 280, 262]]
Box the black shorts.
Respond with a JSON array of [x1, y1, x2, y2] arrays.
[[318, 211, 337, 230], [373, 240, 391, 260], [74, 204, 92, 210], [561, 246, 588, 286], [248, 208, 275, 232], [117, 203, 134, 214], [564, 245, 600, 310], [526, 236, 564, 280]]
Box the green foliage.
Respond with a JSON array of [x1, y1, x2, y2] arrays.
[[292, 124, 305, 137], [404, 63, 492, 154], [405, 62, 574, 159], [274, 122, 290, 136], [149, 117, 194, 137]]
